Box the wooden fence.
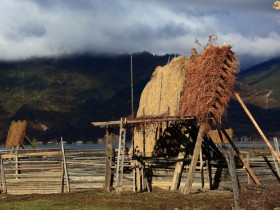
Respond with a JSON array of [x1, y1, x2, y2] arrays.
[[0, 146, 279, 194]]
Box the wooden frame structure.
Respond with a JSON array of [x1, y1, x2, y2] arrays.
[[92, 92, 280, 195]]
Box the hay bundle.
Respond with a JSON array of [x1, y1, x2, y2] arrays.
[[180, 44, 239, 129], [134, 56, 189, 156], [6, 120, 28, 148]]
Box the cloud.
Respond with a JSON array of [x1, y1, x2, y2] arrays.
[[0, 0, 279, 67]]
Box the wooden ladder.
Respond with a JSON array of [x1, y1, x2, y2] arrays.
[[115, 118, 126, 195]]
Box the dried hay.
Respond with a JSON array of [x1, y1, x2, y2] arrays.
[[208, 129, 233, 143], [180, 44, 239, 130], [6, 120, 28, 148], [134, 56, 189, 156]]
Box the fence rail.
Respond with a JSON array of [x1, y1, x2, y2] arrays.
[[0, 146, 279, 194]]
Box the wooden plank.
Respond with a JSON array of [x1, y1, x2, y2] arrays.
[[91, 116, 195, 127], [234, 92, 280, 163], [183, 124, 205, 195]]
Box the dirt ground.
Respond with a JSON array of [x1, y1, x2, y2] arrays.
[[1, 184, 279, 210], [0, 188, 233, 210]]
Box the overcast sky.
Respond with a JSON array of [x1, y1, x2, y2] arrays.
[[0, 0, 279, 68]]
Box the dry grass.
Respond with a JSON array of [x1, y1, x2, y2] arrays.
[[6, 120, 28, 147], [180, 44, 239, 130]]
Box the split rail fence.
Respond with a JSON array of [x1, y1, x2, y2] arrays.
[[0, 144, 279, 195]]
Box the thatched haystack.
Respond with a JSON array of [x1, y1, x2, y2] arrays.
[[6, 120, 28, 148], [180, 44, 239, 129], [134, 56, 189, 156], [134, 43, 239, 157]]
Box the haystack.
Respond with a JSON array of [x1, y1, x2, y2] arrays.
[[134, 56, 189, 156], [134, 43, 239, 157], [6, 120, 28, 148]]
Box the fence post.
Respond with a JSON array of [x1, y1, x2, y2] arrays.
[[61, 138, 70, 192], [0, 153, 7, 194]]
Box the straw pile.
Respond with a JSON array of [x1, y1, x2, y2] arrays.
[[134, 56, 189, 156], [180, 44, 239, 130], [134, 43, 239, 156], [6, 120, 28, 148]]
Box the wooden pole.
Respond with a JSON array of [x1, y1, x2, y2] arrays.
[[104, 127, 113, 192], [171, 140, 187, 191], [220, 128, 261, 185], [60, 161, 64, 193], [183, 124, 206, 195], [15, 146, 19, 180], [234, 92, 280, 163], [246, 152, 251, 184], [227, 149, 239, 210], [200, 149, 205, 191], [61, 138, 70, 192], [273, 137, 280, 177], [130, 54, 134, 118], [0, 153, 7, 194]]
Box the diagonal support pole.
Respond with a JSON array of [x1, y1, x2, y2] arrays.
[[183, 124, 206, 195], [220, 128, 260, 185], [234, 92, 280, 163]]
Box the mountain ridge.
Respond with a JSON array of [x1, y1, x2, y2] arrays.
[[0, 53, 279, 143]]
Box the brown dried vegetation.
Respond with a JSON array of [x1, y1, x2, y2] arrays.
[[6, 120, 28, 147], [180, 44, 239, 130]]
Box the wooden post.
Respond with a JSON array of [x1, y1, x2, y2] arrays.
[[171, 143, 186, 191], [183, 124, 206, 195], [200, 149, 205, 191], [61, 138, 70, 193], [274, 137, 280, 155], [246, 152, 251, 184], [227, 149, 239, 210], [60, 161, 64, 193], [206, 154, 212, 190], [171, 132, 191, 191], [234, 92, 280, 163], [15, 146, 19, 180], [220, 128, 261, 185], [0, 153, 7, 194], [104, 127, 113, 192], [273, 137, 280, 177]]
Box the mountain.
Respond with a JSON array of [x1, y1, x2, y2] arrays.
[[0, 54, 279, 144], [228, 57, 280, 138], [237, 57, 280, 108], [0, 52, 175, 143]]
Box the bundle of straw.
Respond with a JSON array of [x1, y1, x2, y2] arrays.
[[180, 44, 239, 130], [6, 120, 28, 148]]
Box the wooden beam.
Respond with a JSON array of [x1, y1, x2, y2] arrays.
[[91, 116, 195, 127], [220, 128, 261, 185], [183, 124, 206, 195], [234, 92, 280, 163]]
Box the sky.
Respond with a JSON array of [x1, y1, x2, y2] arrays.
[[0, 0, 279, 68]]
